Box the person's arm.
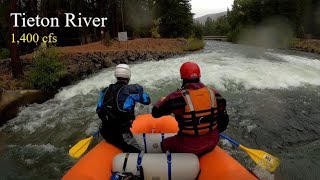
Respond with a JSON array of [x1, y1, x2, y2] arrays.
[[139, 92, 151, 105], [151, 97, 171, 118], [213, 89, 229, 133], [123, 84, 151, 111], [152, 91, 185, 118], [96, 87, 108, 121], [96, 87, 108, 113]]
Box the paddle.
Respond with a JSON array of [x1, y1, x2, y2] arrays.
[[69, 130, 100, 159], [220, 133, 280, 173]]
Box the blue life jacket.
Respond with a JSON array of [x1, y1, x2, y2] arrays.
[[97, 81, 150, 128]]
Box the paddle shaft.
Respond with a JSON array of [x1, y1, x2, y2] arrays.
[[93, 130, 100, 137], [219, 133, 240, 147]]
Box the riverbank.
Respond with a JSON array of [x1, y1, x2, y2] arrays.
[[1, 38, 190, 90], [290, 39, 320, 54], [0, 38, 190, 124]]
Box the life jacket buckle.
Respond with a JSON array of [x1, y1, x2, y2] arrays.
[[198, 117, 203, 125]]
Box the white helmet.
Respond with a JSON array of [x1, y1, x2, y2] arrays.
[[115, 64, 131, 79]]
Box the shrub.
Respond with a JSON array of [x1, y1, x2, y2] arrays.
[[102, 32, 112, 46], [133, 27, 151, 38], [150, 18, 161, 38], [183, 38, 205, 51], [289, 38, 301, 47], [0, 48, 10, 59], [28, 48, 66, 91]]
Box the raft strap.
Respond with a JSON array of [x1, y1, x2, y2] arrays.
[[136, 151, 144, 180], [166, 151, 172, 180], [122, 153, 130, 172], [161, 133, 165, 142], [142, 133, 147, 153]]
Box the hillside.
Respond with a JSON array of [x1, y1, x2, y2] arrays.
[[194, 11, 227, 24]]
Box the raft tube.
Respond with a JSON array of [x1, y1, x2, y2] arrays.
[[63, 114, 257, 180]]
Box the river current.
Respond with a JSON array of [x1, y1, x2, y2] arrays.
[[1, 41, 320, 179]]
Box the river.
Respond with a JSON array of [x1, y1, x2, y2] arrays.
[[1, 41, 320, 180]]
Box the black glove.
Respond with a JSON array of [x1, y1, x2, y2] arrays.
[[217, 111, 229, 133]]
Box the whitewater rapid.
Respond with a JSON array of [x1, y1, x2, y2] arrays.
[[1, 41, 320, 179]]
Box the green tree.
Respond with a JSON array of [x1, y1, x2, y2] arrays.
[[155, 0, 194, 38], [192, 22, 203, 39], [213, 16, 231, 36], [224, 0, 318, 42], [203, 17, 215, 35]]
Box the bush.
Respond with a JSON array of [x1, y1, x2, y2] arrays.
[[150, 18, 161, 38], [102, 32, 112, 46], [183, 38, 205, 51], [133, 27, 151, 38], [0, 48, 10, 59], [28, 48, 66, 91]]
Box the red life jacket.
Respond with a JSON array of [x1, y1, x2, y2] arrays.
[[179, 87, 218, 135]]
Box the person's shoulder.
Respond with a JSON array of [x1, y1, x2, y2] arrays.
[[128, 83, 143, 87], [166, 89, 183, 100], [126, 83, 143, 88], [202, 85, 222, 98], [126, 84, 144, 92], [101, 86, 109, 92], [203, 84, 219, 94]]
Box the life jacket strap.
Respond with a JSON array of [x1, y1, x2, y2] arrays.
[[180, 117, 218, 126], [182, 108, 218, 115], [208, 88, 216, 131], [181, 89, 199, 135], [182, 122, 218, 130]]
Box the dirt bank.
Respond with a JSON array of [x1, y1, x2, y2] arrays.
[[290, 39, 320, 54], [1, 38, 188, 90]]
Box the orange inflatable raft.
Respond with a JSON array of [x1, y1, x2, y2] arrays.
[[63, 114, 257, 180]]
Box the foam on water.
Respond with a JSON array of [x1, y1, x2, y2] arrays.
[[56, 68, 115, 101], [8, 143, 59, 153], [239, 119, 258, 133], [2, 48, 320, 135], [56, 51, 320, 101], [23, 143, 59, 152]]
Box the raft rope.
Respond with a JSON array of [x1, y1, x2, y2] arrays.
[[166, 151, 172, 180], [142, 133, 147, 153]]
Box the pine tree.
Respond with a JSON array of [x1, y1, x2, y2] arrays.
[[155, 0, 193, 38]]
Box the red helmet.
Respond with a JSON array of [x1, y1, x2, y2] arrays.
[[180, 62, 201, 80]]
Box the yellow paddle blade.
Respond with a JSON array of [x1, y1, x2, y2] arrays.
[[239, 145, 280, 173], [69, 136, 94, 159]]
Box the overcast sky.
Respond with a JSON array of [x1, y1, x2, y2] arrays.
[[191, 0, 233, 18]]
